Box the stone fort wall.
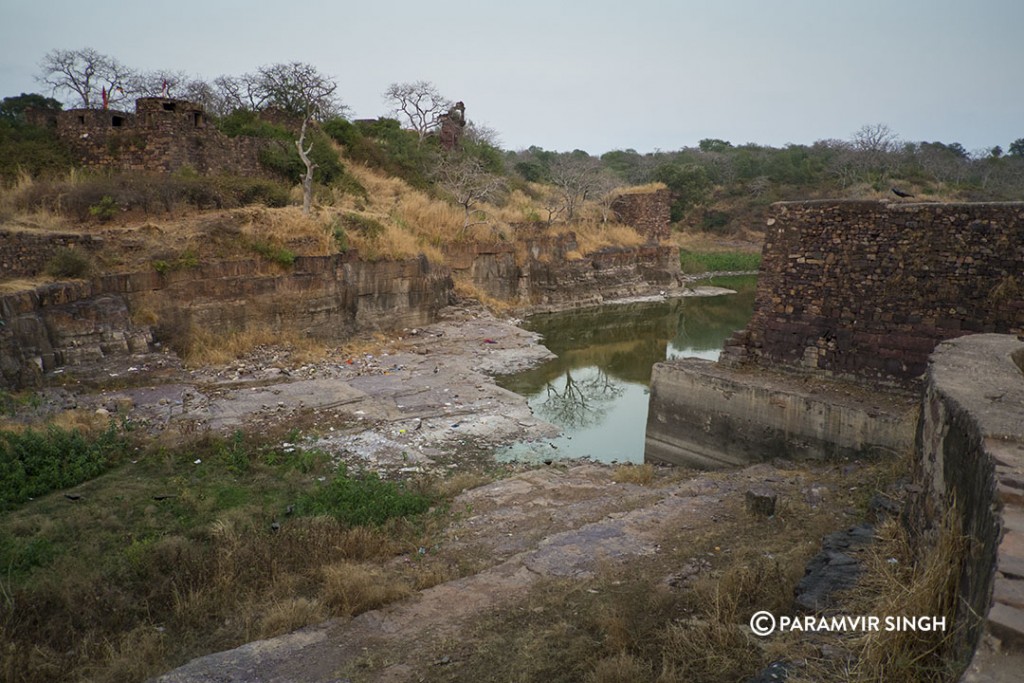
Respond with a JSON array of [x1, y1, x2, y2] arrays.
[[53, 97, 263, 176], [724, 200, 1024, 385], [611, 187, 671, 242]]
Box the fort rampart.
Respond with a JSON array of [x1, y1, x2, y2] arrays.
[[723, 201, 1024, 385]]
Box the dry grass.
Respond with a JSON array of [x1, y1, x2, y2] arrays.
[[0, 277, 50, 293], [611, 463, 657, 486], [239, 206, 336, 256], [610, 182, 668, 197], [255, 597, 327, 639], [182, 327, 330, 367], [452, 277, 516, 315], [588, 652, 654, 683], [321, 561, 412, 616], [571, 221, 646, 255], [830, 515, 966, 683]]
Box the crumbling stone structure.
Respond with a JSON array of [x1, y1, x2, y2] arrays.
[[54, 97, 262, 175], [723, 200, 1024, 385], [0, 229, 104, 279], [438, 101, 465, 150], [611, 187, 672, 242]]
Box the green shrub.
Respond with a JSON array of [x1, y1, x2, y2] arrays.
[[44, 247, 93, 278], [0, 423, 129, 511], [296, 465, 433, 526], [700, 210, 731, 233], [248, 240, 296, 267], [342, 212, 385, 238], [0, 118, 73, 183], [152, 249, 199, 274], [329, 219, 349, 252], [216, 110, 292, 140], [88, 194, 119, 221]]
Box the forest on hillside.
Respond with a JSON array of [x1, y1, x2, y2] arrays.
[[3, 48, 1023, 238]]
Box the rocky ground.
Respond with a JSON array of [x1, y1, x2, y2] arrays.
[[11, 290, 918, 682], [154, 459, 887, 683], [38, 301, 562, 477]]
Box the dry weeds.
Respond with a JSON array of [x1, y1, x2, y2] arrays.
[[321, 561, 413, 616], [181, 328, 330, 367], [611, 463, 657, 486]]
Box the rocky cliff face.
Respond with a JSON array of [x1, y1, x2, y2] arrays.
[[1, 241, 681, 389], [0, 254, 452, 389]]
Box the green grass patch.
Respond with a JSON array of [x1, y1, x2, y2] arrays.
[[679, 249, 761, 274], [248, 239, 296, 267], [0, 429, 444, 683], [296, 464, 434, 526], [0, 422, 130, 511]]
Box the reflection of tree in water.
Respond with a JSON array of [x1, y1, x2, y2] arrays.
[[537, 367, 625, 429]]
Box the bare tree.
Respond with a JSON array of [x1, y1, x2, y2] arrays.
[[384, 81, 451, 142], [549, 154, 605, 222], [138, 70, 218, 109], [851, 123, 900, 154], [37, 47, 137, 109], [537, 368, 624, 429], [212, 74, 271, 114], [296, 119, 317, 215], [433, 154, 506, 234], [225, 62, 342, 215], [257, 62, 343, 120]]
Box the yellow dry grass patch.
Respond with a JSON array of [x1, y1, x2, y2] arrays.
[[182, 327, 330, 367], [321, 561, 412, 616], [0, 277, 51, 293], [571, 221, 646, 254], [452, 277, 515, 315], [610, 181, 668, 197]]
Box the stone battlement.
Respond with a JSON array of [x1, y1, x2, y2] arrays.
[[53, 97, 263, 176]]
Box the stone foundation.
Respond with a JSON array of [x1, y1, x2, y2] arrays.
[[644, 359, 917, 468]]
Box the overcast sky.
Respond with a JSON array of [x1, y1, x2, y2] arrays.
[[2, 0, 1021, 155]]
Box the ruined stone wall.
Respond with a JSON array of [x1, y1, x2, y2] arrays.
[[0, 230, 105, 279], [611, 188, 672, 242], [55, 98, 263, 176], [725, 201, 1024, 385]]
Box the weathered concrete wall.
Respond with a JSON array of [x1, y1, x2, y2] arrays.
[[644, 358, 917, 468], [0, 229, 105, 279], [724, 201, 1024, 386], [0, 254, 452, 389], [906, 335, 1024, 679]]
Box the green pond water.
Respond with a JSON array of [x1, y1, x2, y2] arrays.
[[495, 275, 757, 464]]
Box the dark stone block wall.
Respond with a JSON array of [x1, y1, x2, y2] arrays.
[[724, 200, 1024, 385], [611, 189, 671, 242], [0, 230, 104, 279], [55, 98, 263, 176]]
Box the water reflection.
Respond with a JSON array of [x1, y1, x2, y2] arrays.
[[496, 276, 756, 464]]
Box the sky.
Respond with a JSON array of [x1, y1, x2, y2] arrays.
[[2, 0, 1021, 155]]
